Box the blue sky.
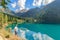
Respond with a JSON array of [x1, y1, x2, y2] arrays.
[[7, 0, 55, 12], [8, 0, 34, 12], [25, 0, 34, 8]]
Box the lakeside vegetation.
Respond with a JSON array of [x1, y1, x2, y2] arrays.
[[0, 11, 26, 40]]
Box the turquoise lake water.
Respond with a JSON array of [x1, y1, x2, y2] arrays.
[[6, 23, 60, 40]]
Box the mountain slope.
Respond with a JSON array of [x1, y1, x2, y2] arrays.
[[41, 0, 60, 23]]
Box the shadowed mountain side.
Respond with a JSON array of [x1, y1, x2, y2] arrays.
[[41, 0, 60, 23]]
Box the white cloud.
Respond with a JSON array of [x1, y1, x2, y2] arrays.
[[18, 0, 26, 10], [33, 0, 42, 7], [33, 0, 55, 7], [43, 0, 55, 5], [11, 0, 27, 13], [11, 0, 26, 12], [11, 2, 16, 8]]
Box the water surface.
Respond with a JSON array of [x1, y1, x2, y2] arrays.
[[6, 23, 60, 40]]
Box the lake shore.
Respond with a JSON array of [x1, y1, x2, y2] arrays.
[[0, 21, 25, 40]]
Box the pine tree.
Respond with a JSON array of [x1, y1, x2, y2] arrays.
[[1, 0, 10, 8]]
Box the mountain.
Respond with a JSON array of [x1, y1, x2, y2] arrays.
[[41, 0, 60, 23], [13, 7, 41, 18], [12, 0, 60, 23], [20, 7, 41, 18]]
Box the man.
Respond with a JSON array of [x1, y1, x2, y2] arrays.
[[14, 25, 18, 36]]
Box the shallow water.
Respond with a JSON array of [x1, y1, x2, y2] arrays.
[[6, 23, 60, 40]]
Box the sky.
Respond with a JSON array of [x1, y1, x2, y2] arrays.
[[7, 0, 55, 13]]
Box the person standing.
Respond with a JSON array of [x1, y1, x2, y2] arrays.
[[14, 25, 18, 36]]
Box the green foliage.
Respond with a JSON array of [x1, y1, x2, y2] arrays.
[[1, 0, 6, 8], [1, 0, 10, 8]]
